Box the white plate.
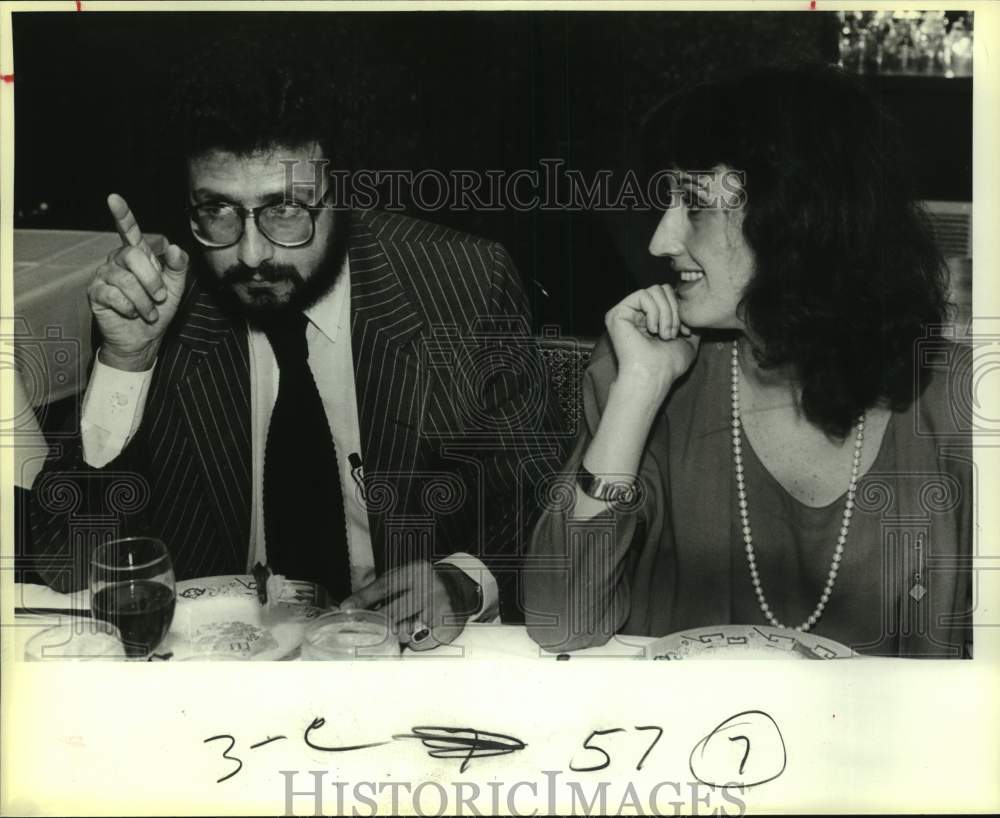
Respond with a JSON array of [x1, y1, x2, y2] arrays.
[[164, 575, 327, 661], [647, 625, 855, 660]]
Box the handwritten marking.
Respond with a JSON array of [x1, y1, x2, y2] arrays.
[[728, 735, 751, 774], [569, 728, 624, 772], [204, 722, 525, 783], [76, 0, 83, 10], [810, 0, 817, 9], [689, 710, 786, 788], [393, 726, 526, 773], [304, 717, 390, 753], [1, 74, 13, 84], [635, 725, 664, 771], [204, 735, 242, 783], [249, 735, 287, 749]]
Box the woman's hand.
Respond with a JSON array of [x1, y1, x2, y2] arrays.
[[604, 284, 700, 401], [569, 285, 701, 522]]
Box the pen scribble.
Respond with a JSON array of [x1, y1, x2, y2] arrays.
[[393, 726, 527, 772]]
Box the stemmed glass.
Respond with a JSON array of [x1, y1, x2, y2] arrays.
[[90, 537, 176, 659]]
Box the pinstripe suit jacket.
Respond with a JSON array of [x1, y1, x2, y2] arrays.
[[29, 210, 566, 620]]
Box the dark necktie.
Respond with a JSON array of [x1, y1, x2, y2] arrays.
[[262, 312, 351, 603]]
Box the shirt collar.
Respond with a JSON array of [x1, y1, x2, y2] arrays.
[[303, 254, 351, 344]]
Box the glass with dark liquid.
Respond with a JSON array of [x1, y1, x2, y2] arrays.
[[90, 537, 176, 659]]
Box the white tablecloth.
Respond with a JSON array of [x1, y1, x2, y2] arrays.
[[13, 229, 166, 406], [8, 582, 655, 661]]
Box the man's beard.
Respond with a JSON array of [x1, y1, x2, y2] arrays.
[[205, 212, 350, 328]]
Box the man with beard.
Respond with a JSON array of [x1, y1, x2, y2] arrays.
[[27, 37, 565, 648]]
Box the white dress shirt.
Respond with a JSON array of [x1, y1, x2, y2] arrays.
[[80, 258, 498, 619]]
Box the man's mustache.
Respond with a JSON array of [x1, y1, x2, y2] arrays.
[[220, 262, 305, 285]]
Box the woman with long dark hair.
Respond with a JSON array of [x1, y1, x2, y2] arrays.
[[525, 64, 971, 657]]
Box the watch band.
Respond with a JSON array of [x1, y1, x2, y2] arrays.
[[577, 464, 640, 504]]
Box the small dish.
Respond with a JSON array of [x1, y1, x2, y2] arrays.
[[300, 609, 401, 660]]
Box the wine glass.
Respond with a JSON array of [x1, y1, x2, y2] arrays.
[[90, 536, 176, 659]]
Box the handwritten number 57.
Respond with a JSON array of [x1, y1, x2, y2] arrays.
[[569, 726, 663, 772]]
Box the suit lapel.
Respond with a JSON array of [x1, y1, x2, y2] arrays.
[[348, 212, 428, 570], [163, 212, 432, 574], [173, 284, 253, 564]]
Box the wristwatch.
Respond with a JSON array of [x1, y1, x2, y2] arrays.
[[577, 464, 640, 505]]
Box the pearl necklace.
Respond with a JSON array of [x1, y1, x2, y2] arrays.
[[730, 341, 865, 632]]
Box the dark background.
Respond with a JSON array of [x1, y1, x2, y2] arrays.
[[12, 11, 972, 336]]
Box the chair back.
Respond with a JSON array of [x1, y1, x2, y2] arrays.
[[537, 335, 595, 436]]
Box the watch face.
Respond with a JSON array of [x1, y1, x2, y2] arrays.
[[612, 485, 636, 503], [577, 466, 640, 505]]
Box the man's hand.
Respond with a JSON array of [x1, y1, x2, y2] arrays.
[[88, 193, 189, 372], [340, 560, 480, 651]]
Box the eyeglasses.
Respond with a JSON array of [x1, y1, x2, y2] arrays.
[[186, 198, 329, 249]]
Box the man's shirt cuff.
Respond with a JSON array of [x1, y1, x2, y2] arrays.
[[436, 552, 500, 623], [80, 351, 156, 468]]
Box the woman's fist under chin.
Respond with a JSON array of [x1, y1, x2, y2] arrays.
[[605, 284, 700, 398]]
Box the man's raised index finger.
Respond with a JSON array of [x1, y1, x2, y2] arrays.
[[108, 193, 161, 273], [107, 193, 149, 250]]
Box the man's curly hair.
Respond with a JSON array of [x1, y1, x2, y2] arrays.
[[168, 23, 346, 163], [642, 63, 950, 439]]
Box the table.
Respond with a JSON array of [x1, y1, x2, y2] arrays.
[[8, 582, 656, 661], [13, 229, 166, 406]]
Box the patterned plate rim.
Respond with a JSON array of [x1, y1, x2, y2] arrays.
[[648, 624, 856, 660]]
